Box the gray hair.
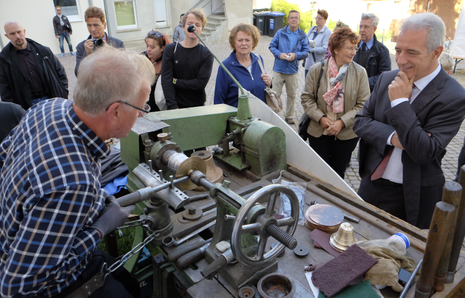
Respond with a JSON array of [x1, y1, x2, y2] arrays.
[[74, 46, 155, 116], [361, 13, 379, 27], [401, 13, 445, 53], [439, 52, 454, 71]]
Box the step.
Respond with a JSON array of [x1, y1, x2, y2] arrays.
[[209, 14, 226, 21]]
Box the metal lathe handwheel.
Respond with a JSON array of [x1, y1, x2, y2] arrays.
[[231, 184, 299, 267]]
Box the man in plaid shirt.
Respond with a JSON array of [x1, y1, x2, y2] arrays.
[[0, 46, 154, 298]]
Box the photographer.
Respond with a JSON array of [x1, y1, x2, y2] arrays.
[[75, 6, 124, 76]]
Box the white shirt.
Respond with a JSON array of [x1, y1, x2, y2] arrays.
[[382, 63, 442, 183]]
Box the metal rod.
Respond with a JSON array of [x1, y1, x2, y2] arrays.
[[187, 25, 246, 96], [399, 259, 423, 298], [117, 176, 190, 207]]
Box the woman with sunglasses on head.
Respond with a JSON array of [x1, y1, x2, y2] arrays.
[[301, 28, 370, 179], [142, 30, 170, 111]]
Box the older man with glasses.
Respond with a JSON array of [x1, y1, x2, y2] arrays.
[[0, 46, 155, 298], [353, 12, 391, 92]]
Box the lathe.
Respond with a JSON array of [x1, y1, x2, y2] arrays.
[[112, 90, 465, 297], [111, 26, 465, 298]]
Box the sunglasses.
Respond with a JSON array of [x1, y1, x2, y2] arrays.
[[57, 9, 61, 11], [147, 30, 166, 46], [106, 101, 151, 116]]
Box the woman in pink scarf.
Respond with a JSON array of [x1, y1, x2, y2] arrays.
[[301, 28, 370, 178]]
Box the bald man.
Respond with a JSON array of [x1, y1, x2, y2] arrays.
[[0, 21, 68, 110]]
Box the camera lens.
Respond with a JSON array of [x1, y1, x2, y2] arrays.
[[93, 39, 104, 47]]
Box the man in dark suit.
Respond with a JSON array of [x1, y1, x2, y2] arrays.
[[75, 6, 125, 76], [353, 12, 391, 92], [354, 13, 465, 229]]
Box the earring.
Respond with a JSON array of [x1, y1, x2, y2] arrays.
[[335, 52, 337, 54]]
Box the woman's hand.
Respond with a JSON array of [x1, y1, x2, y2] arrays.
[[261, 74, 272, 87], [319, 116, 332, 129], [327, 119, 345, 136]]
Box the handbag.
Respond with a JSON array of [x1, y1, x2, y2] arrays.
[[298, 60, 325, 141], [155, 75, 167, 110], [257, 55, 283, 113]]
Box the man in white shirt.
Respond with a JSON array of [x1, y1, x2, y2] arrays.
[[354, 13, 465, 229]]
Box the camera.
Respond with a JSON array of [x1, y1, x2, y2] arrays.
[[93, 39, 104, 47]]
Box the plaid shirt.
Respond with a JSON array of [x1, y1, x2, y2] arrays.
[[0, 99, 110, 298]]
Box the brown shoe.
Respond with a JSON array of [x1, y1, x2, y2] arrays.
[[286, 118, 295, 124]]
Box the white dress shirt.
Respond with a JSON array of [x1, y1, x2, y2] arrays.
[[382, 63, 442, 183]]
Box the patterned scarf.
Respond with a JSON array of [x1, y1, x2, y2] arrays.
[[323, 56, 348, 113]]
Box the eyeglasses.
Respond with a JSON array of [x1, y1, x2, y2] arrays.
[[106, 101, 151, 116], [344, 46, 359, 52], [315, 17, 323, 20], [288, 17, 300, 20], [147, 30, 166, 46], [360, 25, 373, 30]]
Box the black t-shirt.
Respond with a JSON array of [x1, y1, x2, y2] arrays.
[[161, 42, 213, 109]]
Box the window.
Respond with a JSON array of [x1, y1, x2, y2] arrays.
[[114, 0, 138, 30], [53, 0, 82, 22], [154, 0, 168, 28]]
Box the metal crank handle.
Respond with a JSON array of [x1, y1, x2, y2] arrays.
[[200, 248, 234, 280], [117, 176, 190, 207], [168, 238, 211, 262], [177, 242, 210, 269], [266, 224, 298, 249]]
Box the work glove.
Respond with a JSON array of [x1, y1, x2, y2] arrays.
[[363, 246, 416, 292], [92, 196, 135, 237]]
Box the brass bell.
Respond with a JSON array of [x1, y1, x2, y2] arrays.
[[329, 222, 357, 252], [190, 150, 223, 191]]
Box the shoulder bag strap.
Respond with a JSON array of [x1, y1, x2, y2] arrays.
[[257, 55, 266, 74], [315, 60, 325, 98]]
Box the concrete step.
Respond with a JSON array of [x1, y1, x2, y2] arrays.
[[209, 14, 226, 21]]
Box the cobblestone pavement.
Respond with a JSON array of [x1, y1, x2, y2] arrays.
[[59, 36, 465, 192]]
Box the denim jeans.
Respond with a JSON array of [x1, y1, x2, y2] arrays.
[[58, 31, 73, 53], [32, 96, 48, 106]]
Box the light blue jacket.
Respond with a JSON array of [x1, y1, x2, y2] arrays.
[[305, 25, 331, 70], [269, 25, 310, 75]]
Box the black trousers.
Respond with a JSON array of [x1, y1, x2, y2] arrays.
[[53, 249, 140, 298], [358, 178, 442, 229], [308, 135, 359, 179]]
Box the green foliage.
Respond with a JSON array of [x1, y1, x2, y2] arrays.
[[270, 0, 315, 33], [326, 19, 337, 31], [376, 31, 393, 43]]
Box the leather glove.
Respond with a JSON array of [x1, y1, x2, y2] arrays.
[[92, 196, 135, 237]]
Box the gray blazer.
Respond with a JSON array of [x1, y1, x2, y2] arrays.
[[304, 25, 331, 70], [74, 34, 125, 76]]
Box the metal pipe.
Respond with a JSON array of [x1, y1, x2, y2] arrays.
[[400, 259, 423, 298], [117, 176, 190, 207]]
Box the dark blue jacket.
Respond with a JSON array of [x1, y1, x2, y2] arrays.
[[353, 34, 391, 91], [269, 25, 309, 75], [214, 51, 266, 107]]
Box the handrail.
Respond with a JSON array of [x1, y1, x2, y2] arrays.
[[191, 0, 225, 18]]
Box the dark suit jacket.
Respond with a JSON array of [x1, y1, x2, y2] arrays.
[[74, 35, 125, 76], [354, 68, 465, 226]]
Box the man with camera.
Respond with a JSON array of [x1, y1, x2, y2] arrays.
[[75, 6, 125, 76]]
